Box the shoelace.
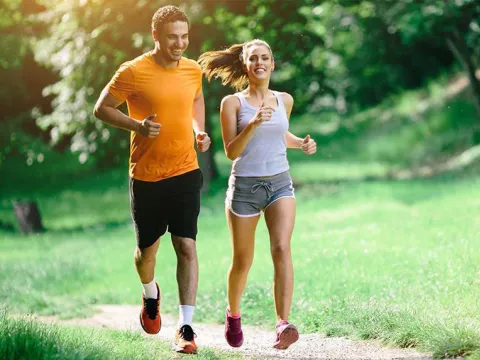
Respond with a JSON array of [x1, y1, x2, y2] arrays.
[[251, 180, 273, 197], [144, 298, 159, 320], [227, 316, 242, 333], [179, 324, 197, 341]]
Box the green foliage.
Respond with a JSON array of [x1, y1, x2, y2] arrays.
[[0, 0, 34, 69], [383, 0, 480, 43], [1, 1, 34, 158]]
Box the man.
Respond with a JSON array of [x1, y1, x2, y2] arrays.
[[93, 5, 210, 355]]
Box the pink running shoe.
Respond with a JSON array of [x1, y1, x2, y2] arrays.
[[273, 320, 299, 350], [224, 310, 243, 347]]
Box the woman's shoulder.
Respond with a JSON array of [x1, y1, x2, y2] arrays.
[[274, 91, 294, 109], [221, 94, 241, 109], [275, 91, 293, 102]]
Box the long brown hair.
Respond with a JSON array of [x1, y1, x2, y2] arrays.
[[198, 39, 273, 91]]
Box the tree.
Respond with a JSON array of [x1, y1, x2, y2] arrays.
[[0, 0, 55, 166], [374, 0, 480, 114]]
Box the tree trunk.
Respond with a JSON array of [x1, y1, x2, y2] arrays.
[[446, 28, 480, 115], [13, 201, 45, 234]]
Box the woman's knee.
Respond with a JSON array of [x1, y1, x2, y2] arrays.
[[231, 254, 253, 273], [270, 241, 291, 259]]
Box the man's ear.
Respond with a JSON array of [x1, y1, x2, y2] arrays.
[[152, 28, 158, 42]]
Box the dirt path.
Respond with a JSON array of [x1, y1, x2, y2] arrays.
[[42, 305, 432, 359]]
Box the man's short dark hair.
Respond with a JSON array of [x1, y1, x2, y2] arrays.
[[151, 5, 189, 33]]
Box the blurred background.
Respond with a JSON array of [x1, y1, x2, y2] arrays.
[[1, 1, 480, 358]]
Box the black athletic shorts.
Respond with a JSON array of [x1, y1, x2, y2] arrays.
[[129, 169, 203, 249]]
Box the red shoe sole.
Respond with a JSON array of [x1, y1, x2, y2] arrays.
[[225, 336, 243, 348], [173, 343, 198, 354], [273, 325, 299, 350], [139, 312, 161, 335]]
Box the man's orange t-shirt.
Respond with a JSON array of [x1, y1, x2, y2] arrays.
[[107, 51, 202, 182]]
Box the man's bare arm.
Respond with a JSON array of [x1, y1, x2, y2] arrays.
[[192, 92, 205, 134], [93, 88, 160, 138], [192, 92, 211, 152]]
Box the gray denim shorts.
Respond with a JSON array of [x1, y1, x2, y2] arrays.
[[225, 171, 295, 217]]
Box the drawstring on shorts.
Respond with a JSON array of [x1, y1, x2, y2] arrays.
[[251, 181, 273, 198]]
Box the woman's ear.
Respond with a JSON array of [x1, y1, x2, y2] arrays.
[[272, 60, 275, 72]]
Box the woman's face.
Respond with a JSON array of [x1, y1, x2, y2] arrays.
[[244, 44, 274, 81]]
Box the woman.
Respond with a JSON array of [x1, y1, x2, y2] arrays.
[[198, 39, 316, 350]]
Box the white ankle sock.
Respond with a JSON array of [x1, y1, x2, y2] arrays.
[[142, 279, 158, 299], [178, 305, 195, 327]]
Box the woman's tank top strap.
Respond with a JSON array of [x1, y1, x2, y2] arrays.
[[234, 92, 247, 107], [234, 91, 286, 112], [272, 91, 286, 112]]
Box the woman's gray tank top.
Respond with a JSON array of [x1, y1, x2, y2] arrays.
[[231, 91, 290, 177]]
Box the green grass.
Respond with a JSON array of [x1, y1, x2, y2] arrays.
[[1, 166, 480, 358], [0, 310, 239, 360], [292, 180, 480, 359]]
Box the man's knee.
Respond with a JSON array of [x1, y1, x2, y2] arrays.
[[135, 246, 157, 264], [173, 237, 197, 261]]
